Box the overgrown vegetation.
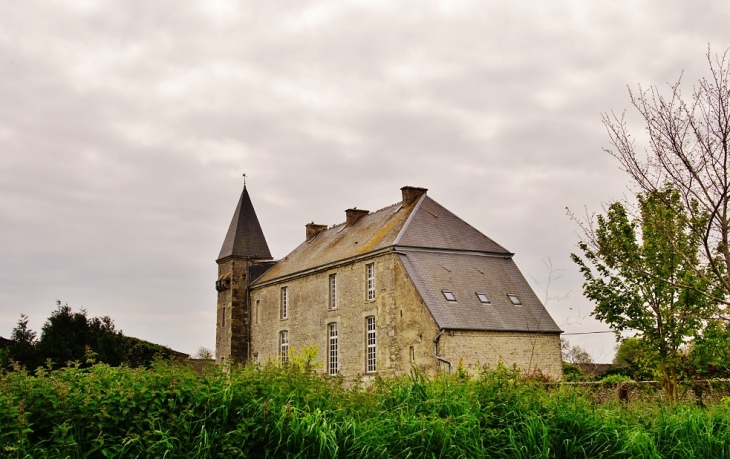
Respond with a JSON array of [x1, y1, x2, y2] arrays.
[[2, 362, 729, 458]]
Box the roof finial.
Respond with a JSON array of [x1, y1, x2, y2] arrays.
[[243, 172, 247, 187]]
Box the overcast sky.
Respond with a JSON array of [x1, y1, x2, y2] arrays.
[[1, 0, 729, 361]]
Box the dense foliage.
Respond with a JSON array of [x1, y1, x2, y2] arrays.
[[0, 304, 177, 371], [572, 187, 714, 402], [2, 362, 729, 458]]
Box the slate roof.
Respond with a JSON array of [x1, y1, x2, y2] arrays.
[[253, 190, 561, 333], [254, 199, 419, 283], [395, 195, 509, 254], [398, 250, 561, 332], [218, 185, 272, 261]]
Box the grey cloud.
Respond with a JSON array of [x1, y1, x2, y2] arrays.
[[1, 0, 729, 359]]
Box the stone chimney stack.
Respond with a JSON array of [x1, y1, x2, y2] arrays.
[[401, 186, 428, 205], [345, 208, 369, 227], [305, 222, 328, 241]]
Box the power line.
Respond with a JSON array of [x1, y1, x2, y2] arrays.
[[563, 331, 614, 335]]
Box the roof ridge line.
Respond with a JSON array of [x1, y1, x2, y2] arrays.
[[371, 201, 402, 214], [327, 201, 404, 229], [394, 245, 514, 257]]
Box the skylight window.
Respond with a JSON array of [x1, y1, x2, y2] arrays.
[[442, 290, 457, 302], [476, 292, 490, 304], [507, 294, 522, 306]]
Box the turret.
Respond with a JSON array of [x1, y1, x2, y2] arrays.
[[215, 182, 272, 365]]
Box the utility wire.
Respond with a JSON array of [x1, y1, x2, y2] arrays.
[[562, 330, 615, 335]]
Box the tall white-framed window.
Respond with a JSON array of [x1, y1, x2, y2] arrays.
[[366, 263, 376, 301], [328, 323, 338, 375], [329, 274, 337, 310], [279, 330, 289, 365], [366, 316, 376, 373], [280, 287, 288, 319]]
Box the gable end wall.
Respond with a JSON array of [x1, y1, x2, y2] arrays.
[[438, 330, 562, 379]]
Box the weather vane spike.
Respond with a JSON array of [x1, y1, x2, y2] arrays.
[[243, 172, 247, 187]]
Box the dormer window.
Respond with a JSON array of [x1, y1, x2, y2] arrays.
[[507, 294, 522, 306], [442, 290, 457, 302], [476, 292, 490, 304]]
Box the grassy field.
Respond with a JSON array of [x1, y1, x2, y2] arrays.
[[1, 361, 729, 458]]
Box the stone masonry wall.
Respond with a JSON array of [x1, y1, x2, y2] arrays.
[[215, 259, 250, 364], [250, 252, 442, 379], [438, 331, 563, 380]]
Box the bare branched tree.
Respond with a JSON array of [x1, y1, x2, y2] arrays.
[[599, 47, 730, 310], [561, 339, 593, 364], [194, 347, 214, 360]]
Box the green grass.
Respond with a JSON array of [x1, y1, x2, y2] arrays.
[[1, 362, 729, 458]]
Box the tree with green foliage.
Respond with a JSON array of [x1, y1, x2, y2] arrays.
[[612, 336, 655, 381], [36, 304, 125, 368], [571, 187, 714, 402], [0, 314, 41, 370], [684, 320, 730, 379]]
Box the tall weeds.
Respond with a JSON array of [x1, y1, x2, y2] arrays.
[[1, 362, 729, 458]]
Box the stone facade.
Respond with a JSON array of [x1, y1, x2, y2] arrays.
[[215, 259, 250, 364], [250, 253, 442, 377]]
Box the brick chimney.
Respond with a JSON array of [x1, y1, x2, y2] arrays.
[[345, 208, 369, 227], [305, 222, 328, 241], [401, 186, 428, 205]]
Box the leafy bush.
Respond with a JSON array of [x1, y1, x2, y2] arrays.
[[562, 361, 584, 381], [601, 374, 633, 384]]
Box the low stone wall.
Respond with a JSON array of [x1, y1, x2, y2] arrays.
[[557, 379, 730, 405]]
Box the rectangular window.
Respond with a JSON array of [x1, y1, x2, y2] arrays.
[[442, 290, 457, 302], [366, 316, 376, 373], [476, 292, 490, 304], [222, 307, 226, 327], [507, 294, 522, 306], [280, 331, 289, 365], [255, 300, 260, 325], [366, 263, 376, 301], [410, 346, 415, 362], [329, 274, 337, 309], [328, 323, 338, 375], [281, 287, 288, 319]]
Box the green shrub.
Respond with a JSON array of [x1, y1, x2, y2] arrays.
[[562, 361, 584, 381], [601, 374, 634, 384]]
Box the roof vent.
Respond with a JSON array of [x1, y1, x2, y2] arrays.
[[401, 186, 428, 205], [305, 222, 328, 241], [345, 208, 369, 227]]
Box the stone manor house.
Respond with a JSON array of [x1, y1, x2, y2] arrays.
[[215, 185, 563, 379]]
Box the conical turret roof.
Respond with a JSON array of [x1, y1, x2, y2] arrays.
[[217, 185, 272, 261]]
